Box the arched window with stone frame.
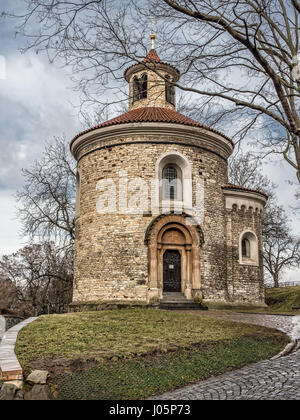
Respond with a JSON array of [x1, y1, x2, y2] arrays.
[[133, 76, 140, 102], [156, 152, 192, 213], [165, 75, 175, 105], [162, 165, 182, 200], [132, 74, 148, 103], [242, 237, 251, 258], [240, 231, 259, 265], [132, 74, 148, 102], [140, 73, 148, 99]]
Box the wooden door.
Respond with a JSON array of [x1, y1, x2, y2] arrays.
[[163, 250, 181, 292]]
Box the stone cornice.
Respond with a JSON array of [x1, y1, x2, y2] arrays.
[[71, 122, 234, 162], [124, 62, 180, 83], [223, 188, 268, 212]]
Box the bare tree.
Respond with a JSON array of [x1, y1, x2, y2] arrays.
[[16, 136, 76, 250], [262, 204, 300, 287], [155, 0, 300, 183], [0, 276, 19, 314], [1, 136, 76, 315], [228, 151, 277, 235], [294, 185, 300, 211], [4, 0, 300, 183], [229, 151, 300, 286], [228, 151, 276, 197], [0, 243, 73, 316]]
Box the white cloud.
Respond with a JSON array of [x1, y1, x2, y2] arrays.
[[263, 159, 300, 233], [286, 269, 300, 282], [0, 189, 26, 257], [0, 52, 80, 190], [0, 49, 82, 255]]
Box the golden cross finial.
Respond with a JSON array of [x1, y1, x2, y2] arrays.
[[150, 16, 156, 50]]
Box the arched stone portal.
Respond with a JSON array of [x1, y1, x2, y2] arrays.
[[145, 214, 204, 301]]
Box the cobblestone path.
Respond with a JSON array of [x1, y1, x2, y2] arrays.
[[152, 313, 300, 400], [181, 310, 298, 338]]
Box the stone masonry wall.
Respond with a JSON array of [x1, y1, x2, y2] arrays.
[[129, 69, 175, 111], [197, 153, 229, 303], [72, 136, 229, 305], [226, 207, 265, 305]]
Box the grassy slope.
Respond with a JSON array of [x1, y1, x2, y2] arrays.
[[53, 337, 286, 400], [16, 309, 288, 399], [265, 286, 300, 314], [207, 286, 300, 315]]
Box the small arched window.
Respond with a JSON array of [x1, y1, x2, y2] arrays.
[[133, 76, 140, 102], [157, 152, 191, 210], [140, 73, 148, 99], [242, 238, 251, 258], [132, 74, 148, 102], [165, 75, 175, 104], [163, 165, 178, 200], [240, 231, 259, 265]]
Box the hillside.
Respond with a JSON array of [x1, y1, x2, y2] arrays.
[[265, 286, 300, 314]]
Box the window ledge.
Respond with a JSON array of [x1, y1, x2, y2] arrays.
[[160, 201, 194, 213], [240, 258, 259, 267]]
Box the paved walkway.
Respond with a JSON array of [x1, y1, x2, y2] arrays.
[[0, 318, 37, 381], [182, 310, 299, 339], [152, 312, 300, 400]]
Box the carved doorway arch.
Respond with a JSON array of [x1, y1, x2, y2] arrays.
[[145, 214, 203, 300]]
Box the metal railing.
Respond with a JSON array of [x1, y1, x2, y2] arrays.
[[265, 281, 300, 289]]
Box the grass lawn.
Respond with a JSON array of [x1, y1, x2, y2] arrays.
[[16, 309, 289, 400], [227, 286, 300, 315], [265, 286, 300, 314], [206, 286, 300, 315]]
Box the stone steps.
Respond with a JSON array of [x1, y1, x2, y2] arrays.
[[162, 292, 187, 301], [159, 292, 208, 311], [159, 301, 208, 310]]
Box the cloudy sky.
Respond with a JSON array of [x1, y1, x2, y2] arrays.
[[0, 1, 299, 282], [0, 0, 82, 254]]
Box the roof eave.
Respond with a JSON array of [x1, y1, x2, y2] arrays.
[[124, 61, 180, 82], [222, 185, 269, 200], [70, 121, 234, 162]]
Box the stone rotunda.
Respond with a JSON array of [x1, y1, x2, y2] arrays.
[[70, 39, 268, 311]]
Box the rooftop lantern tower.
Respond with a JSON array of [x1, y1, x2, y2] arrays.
[[124, 25, 180, 111]]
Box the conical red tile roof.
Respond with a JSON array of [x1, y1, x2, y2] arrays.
[[124, 49, 180, 81], [70, 107, 233, 146], [142, 49, 162, 63]]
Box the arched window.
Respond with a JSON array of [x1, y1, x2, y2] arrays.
[[242, 238, 251, 258], [163, 165, 178, 200], [240, 231, 259, 265], [165, 75, 175, 104], [156, 152, 191, 211], [132, 74, 148, 102], [140, 73, 148, 99], [133, 76, 140, 102]]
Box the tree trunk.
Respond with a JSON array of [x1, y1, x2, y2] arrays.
[[273, 273, 280, 288]]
